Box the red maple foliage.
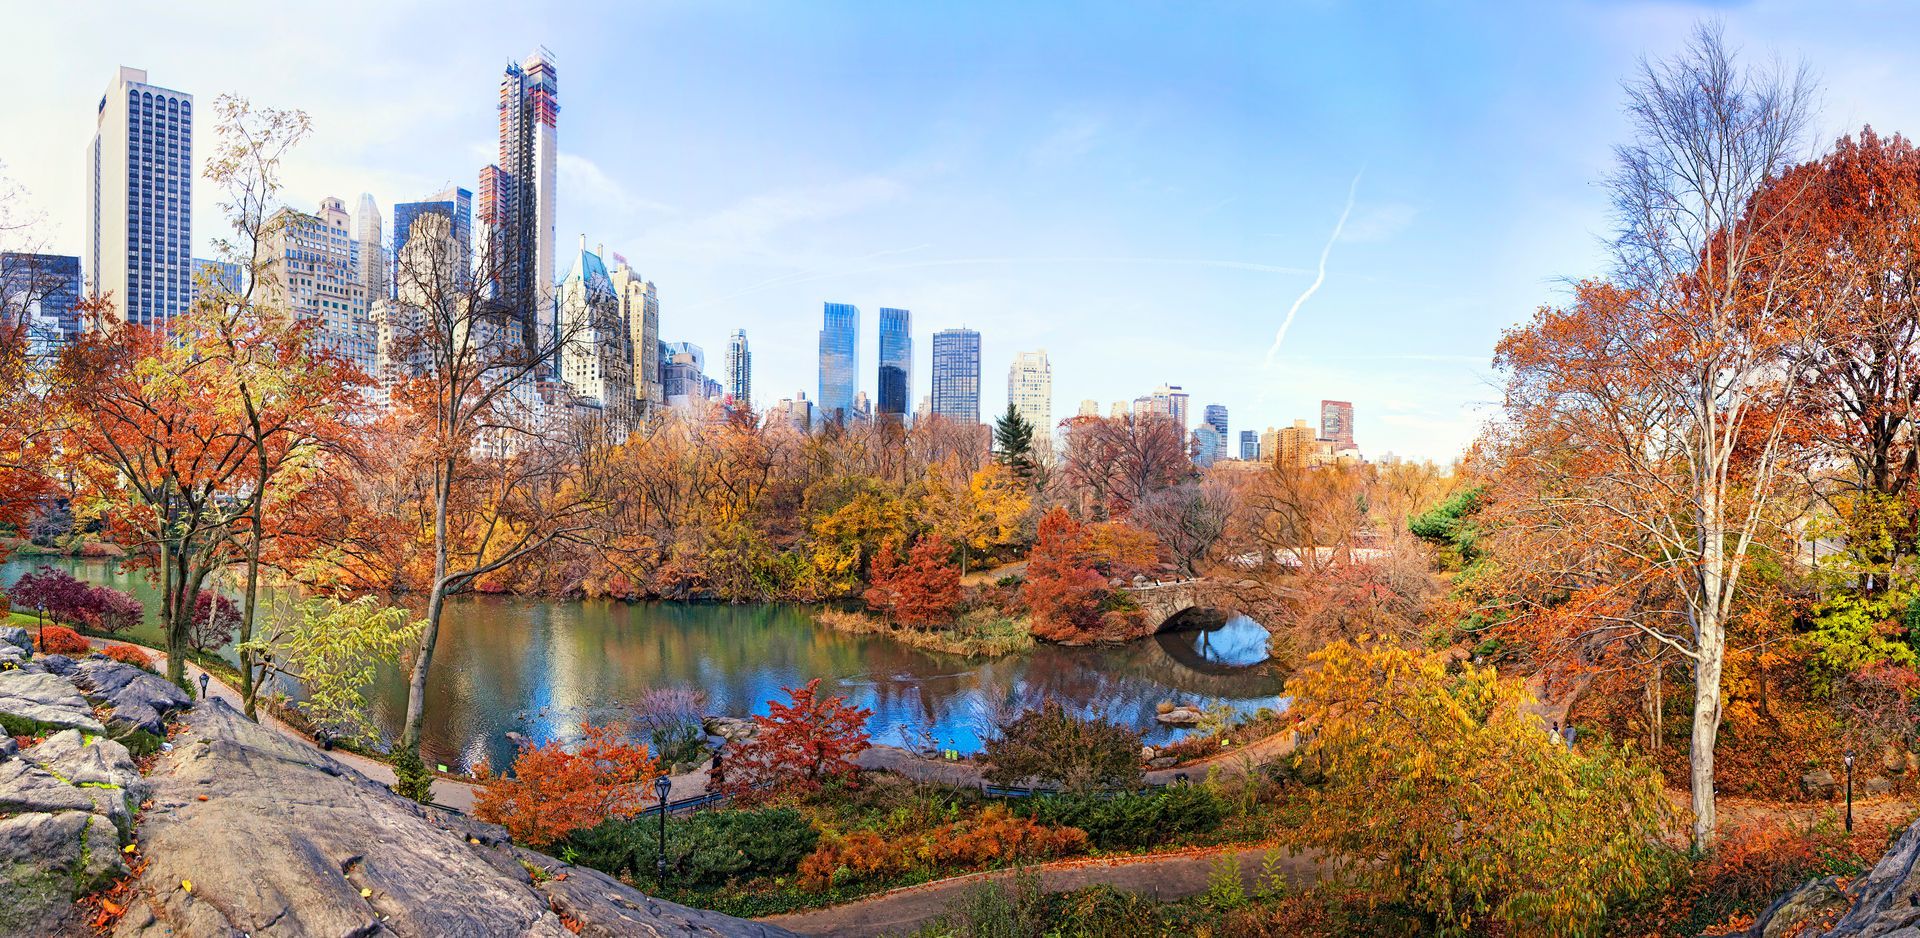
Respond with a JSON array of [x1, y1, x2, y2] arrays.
[[37, 625, 90, 656], [1021, 508, 1160, 642], [862, 538, 962, 627], [472, 723, 661, 848], [724, 679, 872, 799]]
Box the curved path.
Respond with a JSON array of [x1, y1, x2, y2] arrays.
[[761, 843, 1320, 937]]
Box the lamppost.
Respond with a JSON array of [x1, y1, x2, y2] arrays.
[[653, 775, 672, 887], [1844, 749, 1856, 833], [197, 673, 209, 701]]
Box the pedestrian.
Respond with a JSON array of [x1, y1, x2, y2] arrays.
[[1549, 720, 1563, 745], [1562, 724, 1577, 748]]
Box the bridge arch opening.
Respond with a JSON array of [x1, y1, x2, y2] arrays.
[[1154, 607, 1272, 671]]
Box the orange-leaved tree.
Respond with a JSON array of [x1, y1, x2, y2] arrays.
[[1486, 24, 1822, 847], [863, 537, 962, 627], [1021, 508, 1160, 643], [723, 679, 872, 798], [473, 723, 661, 849]]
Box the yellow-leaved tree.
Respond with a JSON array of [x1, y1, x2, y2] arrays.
[[1286, 639, 1673, 937]]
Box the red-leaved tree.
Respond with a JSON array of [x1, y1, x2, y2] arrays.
[[863, 538, 962, 627], [1021, 508, 1161, 643], [724, 679, 872, 799], [472, 722, 661, 849]]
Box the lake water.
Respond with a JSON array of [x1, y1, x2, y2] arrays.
[[1, 557, 1286, 771]]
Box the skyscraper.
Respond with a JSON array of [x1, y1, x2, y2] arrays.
[[1239, 430, 1258, 461], [726, 329, 751, 408], [478, 49, 558, 360], [84, 67, 192, 329], [930, 328, 981, 422], [818, 302, 859, 423], [877, 307, 911, 420], [1149, 384, 1191, 429], [1007, 349, 1053, 447], [392, 186, 473, 288], [1203, 404, 1228, 444], [1320, 399, 1356, 449], [262, 196, 377, 375], [352, 193, 385, 303], [1, 253, 82, 356], [606, 254, 660, 418]]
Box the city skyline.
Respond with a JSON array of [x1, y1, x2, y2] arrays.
[[11, 4, 1920, 458]]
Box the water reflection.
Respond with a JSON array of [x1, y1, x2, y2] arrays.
[[2, 558, 1287, 770]]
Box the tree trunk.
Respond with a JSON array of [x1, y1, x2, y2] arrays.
[[401, 461, 454, 755], [240, 515, 263, 719]]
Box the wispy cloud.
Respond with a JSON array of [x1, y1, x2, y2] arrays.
[[558, 153, 678, 219], [1263, 170, 1362, 366], [1030, 112, 1105, 167]]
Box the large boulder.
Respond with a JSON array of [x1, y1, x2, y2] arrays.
[[1801, 768, 1838, 800], [71, 656, 191, 737], [1745, 875, 1849, 938], [113, 698, 793, 937], [0, 625, 29, 654], [0, 811, 126, 936], [0, 667, 106, 736]]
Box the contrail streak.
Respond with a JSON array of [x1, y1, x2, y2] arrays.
[[1264, 170, 1362, 367]]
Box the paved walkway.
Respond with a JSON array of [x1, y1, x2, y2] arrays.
[[762, 843, 1320, 937]]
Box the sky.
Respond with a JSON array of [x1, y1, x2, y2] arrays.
[[6, 1, 1920, 461]]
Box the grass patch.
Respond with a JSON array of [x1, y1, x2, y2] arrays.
[[817, 608, 1034, 658]]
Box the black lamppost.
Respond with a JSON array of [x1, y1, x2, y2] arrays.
[[1844, 749, 1856, 833], [653, 775, 672, 887], [197, 672, 209, 700]]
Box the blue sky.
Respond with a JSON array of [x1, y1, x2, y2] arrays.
[[7, 1, 1920, 460]]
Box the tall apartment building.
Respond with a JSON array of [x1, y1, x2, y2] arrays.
[[1078, 399, 1099, 418], [1320, 399, 1355, 449], [1007, 349, 1053, 446], [606, 254, 660, 419], [877, 308, 912, 420], [930, 328, 981, 422], [1203, 403, 1228, 442], [84, 67, 192, 329], [1273, 419, 1319, 468], [662, 342, 710, 411], [1, 253, 82, 357], [818, 302, 859, 424], [1148, 384, 1191, 429], [556, 238, 635, 432], [353, 193, 385, 303], [725, 329, 751, 409], [392, 186, 472, 289], [1239, 430, 1259, 461], [262, 196, 377, 375], [478, 49, 558, 362], [374, 212, 462, 385], [189, 257, 242, 309]]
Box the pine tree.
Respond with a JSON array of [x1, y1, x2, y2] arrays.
[[994, 401, 1036, 482]]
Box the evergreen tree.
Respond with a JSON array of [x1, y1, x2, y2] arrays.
[[994, 401, 1036, 481]]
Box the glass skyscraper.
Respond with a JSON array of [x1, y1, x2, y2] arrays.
[[930, 328, 981, 422], [478, 49, 558, 362], [1203, 404, 1228, 443], [726, 328, 751, 408], [84, 67, 192, 329], [818, 302, 859, 423], [1, 253, 82, 356], [877, 307, 911, 420], [1239, 430, 1258, 461], [393, 186, 473, 288]]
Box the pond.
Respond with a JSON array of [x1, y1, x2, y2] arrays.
[[0, 556, 1288, 772]]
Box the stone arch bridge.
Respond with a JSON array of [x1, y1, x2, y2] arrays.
[[1119, 578, 1279, 642]]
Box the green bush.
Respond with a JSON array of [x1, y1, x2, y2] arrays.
[[566, 807, 819, 889], [983, 702, 1142, 793], [1017, 784, 1226, 849]]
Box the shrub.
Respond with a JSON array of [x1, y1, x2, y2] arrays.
[[86, 585, 142, 635], [38, 625, 89, 655], [473, 723, 661, 849], [189, 592, 241, 651], [924, 804, 1087, 867], [983, 701, 1142, 793], [568, 807, 820, 888], [100, 643, 154, 671], [1020, 784, 1227, 849], [797, 829, 911, 891], [724, 679, 872, 799]]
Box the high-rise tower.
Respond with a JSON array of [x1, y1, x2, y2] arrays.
[[84, 67, 192, 329], [1320, 399, 1355, 449], [931, 328, 981, 422], [726, 329, 751, 409], [877, 307, 911, 420], [478, 49, 558, 360], [353, 193, 385, 303], [818, 302, 859, 424], [1007, 349, 1053, 452]]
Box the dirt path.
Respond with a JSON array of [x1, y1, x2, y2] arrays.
[[761, 844, 1320, 937]]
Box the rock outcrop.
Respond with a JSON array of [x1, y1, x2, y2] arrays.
[[0, 630, 149, 936], [113, 698, 792, 937], [1813, 816, 1920, 936]]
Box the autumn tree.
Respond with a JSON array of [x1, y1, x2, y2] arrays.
[[863, 537, 962, 627], [473, 723, 661, 849], [1488, 24, 1819, 847], [238, 595, 421, 746], [1057, 413, 1191, 519], [55, 301, 255, 684], [724, 679, 872, 798], [920, 461, 1030, 574], [1021, 508, 1161, 643], [1128, 479, 1234, 577], [1286, 639, 1672, 937]]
